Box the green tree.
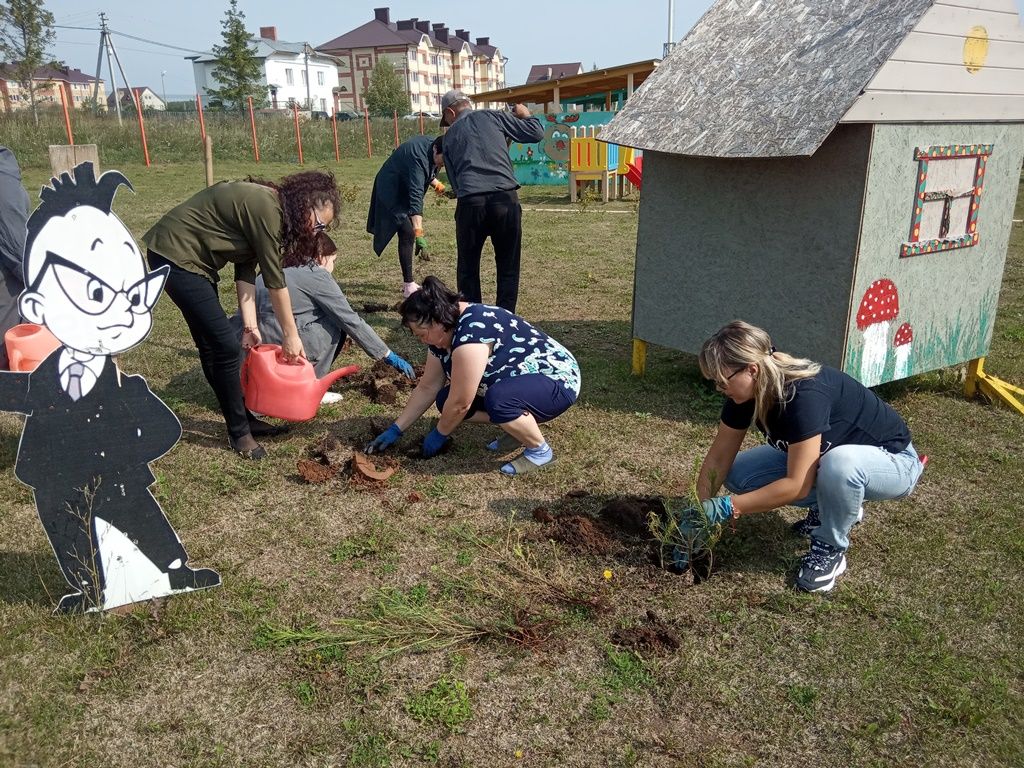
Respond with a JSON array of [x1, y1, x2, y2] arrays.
[[364, 57, 409, 117], [206, 0, 265, 112], [0, 0, 56, 123]]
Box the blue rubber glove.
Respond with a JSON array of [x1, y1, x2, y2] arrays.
[[365, 422, 402, 454], [671, 497, 734, 571], [384, 350, 416, 380], [422, 427, 449, 458]]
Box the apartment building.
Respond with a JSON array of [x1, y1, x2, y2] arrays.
[[0, 64, 106, 112], [317, 7, 506, 113]]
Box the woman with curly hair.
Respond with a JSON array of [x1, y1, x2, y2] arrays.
[[144, 170, 341, 459]]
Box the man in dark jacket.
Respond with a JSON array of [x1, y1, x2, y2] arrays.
[[366, 134, 445, 298], [0, 146, 29, 368], [439, 90, 544, 312]]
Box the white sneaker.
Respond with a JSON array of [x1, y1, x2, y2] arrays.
[[402, 281, 421, 298], [320, 392, 344, 405]]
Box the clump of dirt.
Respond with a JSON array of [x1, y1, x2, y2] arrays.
[[531, 514, 622, 556], [297, 459, 337, 484], [353, 360, 424, 404], [348, 452, 400, 491], [297, 433, 348, 483], [406, 491, 424, 504], [531, 505, 554, 523], [352, 451, 397, 482], [362, 302, 390, 313], [611, 610, 681, 655], [599, 496, 666, 536]]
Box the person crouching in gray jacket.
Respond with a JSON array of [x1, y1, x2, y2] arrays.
[[234, 234, 415, 403]]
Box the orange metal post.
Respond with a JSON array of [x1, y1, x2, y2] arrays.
[[196, 94, 207, 145], [331, 110, 340, 162], [293, 103, 304, 165], [134, 89, 151, 167], [247, 96, 260, 162], [363, 106, 372, 158], [58, 84, 74, 145], [393, 110, 399, 148]]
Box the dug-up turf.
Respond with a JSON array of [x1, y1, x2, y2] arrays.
[[610, 609, 682, 655], [527, 494, 667, 559], [351, 359, 425, 405], [296, 433, 399, 490]]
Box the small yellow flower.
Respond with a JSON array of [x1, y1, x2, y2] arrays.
[[603, 569, 613, 581], [515, 749, 524, 759]]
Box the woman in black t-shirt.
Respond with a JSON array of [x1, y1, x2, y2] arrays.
[[680, 321, 924, 593]]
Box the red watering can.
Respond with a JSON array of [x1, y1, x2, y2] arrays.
[[241, 344, 359, 422], [4, 323, 61, 372]]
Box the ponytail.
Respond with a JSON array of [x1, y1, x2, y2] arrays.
[[399, 275, 462, 329]]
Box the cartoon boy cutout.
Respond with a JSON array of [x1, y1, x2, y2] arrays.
[[0, 163, 219, 614]]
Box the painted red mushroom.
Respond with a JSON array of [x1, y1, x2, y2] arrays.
[[893, 322, 913, 380], [856, 278, 900, 386]]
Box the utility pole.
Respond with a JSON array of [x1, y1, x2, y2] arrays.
[[96, 13, 122, 124], [161, 70, 167, 108], [304, 43, 312, 111], [663, 0, 676, 58]]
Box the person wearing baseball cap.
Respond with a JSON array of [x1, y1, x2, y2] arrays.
[[438, 89, 543, 312]]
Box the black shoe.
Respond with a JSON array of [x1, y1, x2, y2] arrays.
[[167, 566, 221, 591], [794, 539, 847, 593], [247, 416, 290, 438], [229, 436, 268, 460], [791, 506, 863, 538]]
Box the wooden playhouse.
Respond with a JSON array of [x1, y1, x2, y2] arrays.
[[601, 0, 1024, 408]]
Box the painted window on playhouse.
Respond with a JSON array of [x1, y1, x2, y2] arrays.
[[901, 144, 993, 258]]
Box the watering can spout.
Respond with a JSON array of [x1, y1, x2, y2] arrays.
[[318, 365, 361, 398]]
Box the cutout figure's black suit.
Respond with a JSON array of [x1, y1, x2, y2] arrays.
[[0, 349, 186, 603]]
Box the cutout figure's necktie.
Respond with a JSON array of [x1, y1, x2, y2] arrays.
[[66, 362, 86, 401]]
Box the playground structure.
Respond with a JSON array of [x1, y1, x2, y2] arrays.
[[604, 0, 1024, 414]]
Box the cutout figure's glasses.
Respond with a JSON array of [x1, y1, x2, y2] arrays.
[[313, 209, 327, 233], [30, 251, 167, 316]]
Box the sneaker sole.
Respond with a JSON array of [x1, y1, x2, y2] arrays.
[[796, 554, 847, 593]]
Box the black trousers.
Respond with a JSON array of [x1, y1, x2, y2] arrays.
[[148, 251, 250, 440], [454, 189, 522, 312], [397, 217, 416, 283]]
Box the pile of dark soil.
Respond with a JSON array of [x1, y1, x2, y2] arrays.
[[529, 513, 623, 556], [599, 496, 666, 536], [352, 360, 424, 404], [611, 610, 681, 655]]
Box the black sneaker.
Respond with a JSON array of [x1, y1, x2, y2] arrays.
[[790, 506, 864, 538], [795, 539, 847, 593]]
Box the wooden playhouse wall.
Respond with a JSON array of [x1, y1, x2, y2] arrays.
[[631, 124, 872, 366], [844, 121, 1024, 385]]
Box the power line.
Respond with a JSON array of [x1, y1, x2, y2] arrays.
[[108, 28, 211, 56], [54, 24, 100, 32]]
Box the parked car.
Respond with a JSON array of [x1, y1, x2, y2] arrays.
[[335, 110, 361, 121], [402, 111, 440, 121], [310, 111, 330, 120]]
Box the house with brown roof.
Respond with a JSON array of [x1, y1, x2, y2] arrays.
[[317, 7, 506, 113], [526, 63, 583, 83], [108, 86, 165, 112], [0, 63, 106, 113]]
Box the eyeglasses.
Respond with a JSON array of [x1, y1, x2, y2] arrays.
[[30, 250, 166, 316], [725, 366, 747, 382], [313, 209, 327, 233]]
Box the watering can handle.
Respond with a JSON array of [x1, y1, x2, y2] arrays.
[[8, 348, 22, 371]]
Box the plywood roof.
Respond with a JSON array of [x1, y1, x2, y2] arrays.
[[600, 0, 935, 157]]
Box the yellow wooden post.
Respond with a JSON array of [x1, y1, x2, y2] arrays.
[[964, 357, 983, 399], [631, 338, 648, 376]]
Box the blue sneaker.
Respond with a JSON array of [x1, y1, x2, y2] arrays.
[[795, 539, 847, 593]]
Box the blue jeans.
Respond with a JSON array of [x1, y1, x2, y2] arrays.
[[724, 442, 924, 550]]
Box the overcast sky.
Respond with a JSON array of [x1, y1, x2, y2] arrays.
[[46, 0, 716, 100]]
